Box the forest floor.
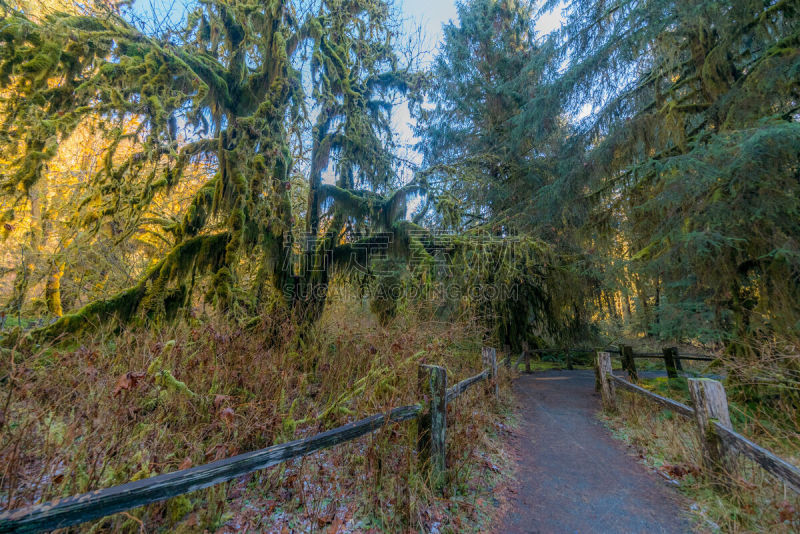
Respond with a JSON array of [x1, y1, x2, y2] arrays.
[[497, 370, 693, 533], [0, 304, 519, 532]]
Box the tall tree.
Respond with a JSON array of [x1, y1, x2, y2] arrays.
[[293, 0, 420, 322], [414, 0, 590, 348], [547, 0, 800, 348], [416, 0, 563, 234], [0, 0, 420, 338]]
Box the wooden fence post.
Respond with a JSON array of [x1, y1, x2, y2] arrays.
[[418, 364, 447, 489], [620, 345, 638, 382], [594, 348, 601, 392], [618, 344, 627, 375], [674, 350, 684, 372], [482, 346, 498, 398], [522, 341, 529, 373], [595, 351, 616, 411], [663, 347, 679, 379], [503, 344, 511, 369], [688, 378, 735, 486]]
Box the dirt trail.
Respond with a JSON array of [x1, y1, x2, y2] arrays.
[[498, 370, 692, 534]]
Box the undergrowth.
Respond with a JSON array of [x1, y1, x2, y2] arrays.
[[601, 379, 800, 533], [0, 298, 515, 532]]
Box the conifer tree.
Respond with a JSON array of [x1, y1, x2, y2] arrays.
[[416, 0, 563, 233], [415, 0, 590, 348], [547, 0, 800, 350]]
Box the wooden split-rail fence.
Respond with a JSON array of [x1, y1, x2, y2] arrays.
[[510, 343, 712, 376], [0, 348, 504, 533], [3, 343, 797, 532], [595, 351, 800, 494]]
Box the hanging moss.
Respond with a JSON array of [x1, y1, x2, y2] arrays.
[[369, 258, 405, 326], [208, 267, 233, 311], [1, 0, 423, 334], [24, 233, 229, 343]]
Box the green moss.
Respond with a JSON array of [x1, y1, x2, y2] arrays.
[[22, 233, 230, 344], [43, 412, 67, 447], [166, 495, 194, 524], [155, 369, 196, 397]]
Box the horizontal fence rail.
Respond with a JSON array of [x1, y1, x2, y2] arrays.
[[446, 369, 490, 403], [608, 375, 694, 418], [0, 406, 421, 533], [595, 352, 800, 496], [512, 345, 714, 377], [518, 347, 714, 360], [714, 423, 800, 494], [522, 347, 714, 360], [632, 352, 714, 362], [0, 350, 504, 533], [530, 348, 620, 354]]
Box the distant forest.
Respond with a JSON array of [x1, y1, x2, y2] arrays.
[[1, 0, 798, 392]]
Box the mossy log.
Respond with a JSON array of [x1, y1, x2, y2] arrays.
[[28, 233, 230, 342]]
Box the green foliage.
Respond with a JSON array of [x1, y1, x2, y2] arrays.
[[446, 232, 590, 350], [368, 258, 405, 327], [415, 0, 564, 233], [0, 0, 420, 337], [545, 0, 800, 349], [414, 0, 593, 345]]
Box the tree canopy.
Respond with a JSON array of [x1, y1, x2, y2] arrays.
[[0, 0, 433, 337], [546, 0, 800, 347], [1, 0, 798, 365]]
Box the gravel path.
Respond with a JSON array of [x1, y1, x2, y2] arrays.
[[498, 370, 693, 534]]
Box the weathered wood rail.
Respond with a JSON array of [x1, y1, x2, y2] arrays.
[[513, 344, 714, 378], [595, 352, 800, 495], [0, 349, 504, 533], [608, 374, 693, 418]]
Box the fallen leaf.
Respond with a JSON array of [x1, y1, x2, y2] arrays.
[[660, 463, 700, 479], [214, 394, 232, 410], [179, 457, 193, 470], [777, 500, 796, 522], [112, 371, 146, 397], [327, 517, 344, 533], [219, 407, 235, 425]]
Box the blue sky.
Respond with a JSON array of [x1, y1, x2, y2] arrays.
[[130, 0, 564, 64], [400, 0, 458, 58], [400, 0, 563, 50]]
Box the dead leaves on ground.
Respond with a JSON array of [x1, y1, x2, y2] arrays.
[[219, 407, 235, 426], [658, 462, 700, 480], [777, 500, 797, 523], [112, 371, 147, 397], [214, 394, 232, 410]]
